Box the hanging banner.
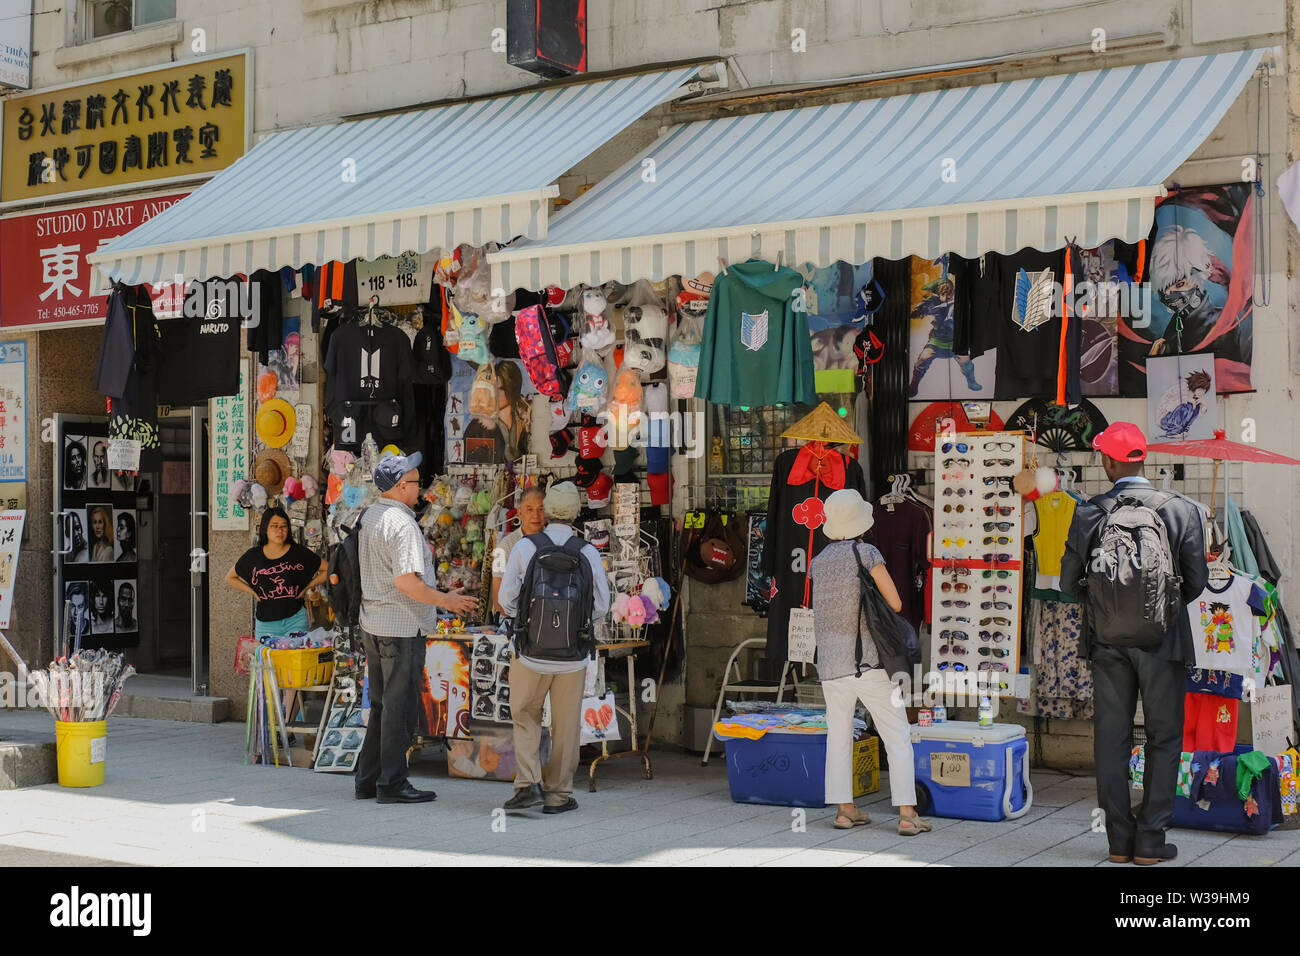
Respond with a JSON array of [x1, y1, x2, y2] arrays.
[[211, 358, 249, 531], [0, 509, 25, 628], [0, 51, 249, 203], [0, 0, 32, 91], [0, 340, 25, 481], [0, 191, 190, 330]]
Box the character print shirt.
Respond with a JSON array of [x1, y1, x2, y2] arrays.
[[1187, 574, 1265, 676], [235, 542, 320, 622]]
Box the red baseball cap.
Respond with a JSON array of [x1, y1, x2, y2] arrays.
[[1092, 422, 1147, 462]]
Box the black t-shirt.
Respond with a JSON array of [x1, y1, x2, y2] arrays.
[[234, 542, 320, 622], [156, 308, 240, 405]]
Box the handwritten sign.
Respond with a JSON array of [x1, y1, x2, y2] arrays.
[[787, 607, 816, 664], [1252, 685, 1294, 757], [211, 358, 249, 530], [106, 438, 140, 471], [288, 402, 311, 459], [931, 750, 971, 787]]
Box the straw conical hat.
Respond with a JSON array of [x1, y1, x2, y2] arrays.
[[781, 402, 862, 445]]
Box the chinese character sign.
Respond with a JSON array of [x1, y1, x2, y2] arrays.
[[0, 509, 26, 628], [0, 0, 32, 90], [0, 51, 247, 202], [211, 358, 249, 531], [0, 342, 26, 481], [0, 192, 189, 329]]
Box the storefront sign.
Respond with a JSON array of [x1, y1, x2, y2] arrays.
[[0, 191, 189, 329], [0, 51, 248, 203], [354, 252, 434, 307], [0, 341, 25, 481], [0, 509, 25, 627], [211, 358, 249, 531], [0, 0, 32, 90]]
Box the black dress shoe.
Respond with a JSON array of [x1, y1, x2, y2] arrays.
[[355, 787, 377, 800], [542, 797, 578, 814], [1107, 844, 1133, 863], [1134, 843, 1177, 865], [504, 785, 542, 810], [376, 782, 437, 804]]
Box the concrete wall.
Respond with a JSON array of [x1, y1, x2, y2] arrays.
[[4, 0, 1295, 761]]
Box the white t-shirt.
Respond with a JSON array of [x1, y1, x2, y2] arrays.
[[1187, 574, 1262, 676]]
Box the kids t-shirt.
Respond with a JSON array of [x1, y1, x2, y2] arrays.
[[1187, 574, 1265, 676]]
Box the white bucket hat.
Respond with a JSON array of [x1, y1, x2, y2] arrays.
[[822, 488, 874, 541]]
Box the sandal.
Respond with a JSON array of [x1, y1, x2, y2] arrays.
[[833, 810, 871, 829], [898, 816, 932, 836]]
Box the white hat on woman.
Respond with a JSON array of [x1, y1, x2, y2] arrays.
[[822, 489, 875, 541]]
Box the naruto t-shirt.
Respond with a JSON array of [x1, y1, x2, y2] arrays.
[[235, 542, 320, 622]]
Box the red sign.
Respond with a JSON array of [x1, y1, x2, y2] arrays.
[[0, 192, 189, 330]]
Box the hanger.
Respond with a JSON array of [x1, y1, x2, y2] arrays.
[[717, 256, 728, 277], [361, 296, 380, 326], [1159, 467, 1174, 491], [773, 250, 782, 272], [1207, 542, 1234, 583], [880, 474, 907, 506]]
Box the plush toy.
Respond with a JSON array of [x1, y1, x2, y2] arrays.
[[282, 476, 304, 501], [623, 303, 668, 375], [465, 517, 483, 544], [250, 483, 268, 508], [612, 592, 631, 623], [642, 577, 670, 612], [471, 488, 493, 516], [342, 485, 364, 509], [564, 360, 609, 416], [300, 475, 319, 499], [328, 448, 356, 475], [454, 304, 491, 365], [325, 473, 344, 505], [451, 483, 473, 519], [637, 594, 660, 624], [606, 365, 644, 449], [625, 595, 647, 627], [580, 287, 615, 351]]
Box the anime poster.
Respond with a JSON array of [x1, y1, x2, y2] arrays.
[[419, 638, 471, 739], [1146, 354, 1218, 444], [907, 255, 996, 400], [1120, 184, 1254, 395], [450, 358, 534, 466], [1077, 240, 1129, 396], [800, 260, 882, 394]]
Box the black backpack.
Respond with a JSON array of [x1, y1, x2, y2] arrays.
[[853, 546, 921, 680], [513, 533, 596, 662], [327, 508, 368, 629], [1084, 491, 1182, 647]]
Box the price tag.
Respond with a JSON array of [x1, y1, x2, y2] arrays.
[[90, 737, 106, 764], [288, 403, 312, 459], [787, 607, 816, 664], [107, 439, 140, 471], [1252, 685, 1293, 757], [354, 251, 434, 306], [930, 750, 970, 787]]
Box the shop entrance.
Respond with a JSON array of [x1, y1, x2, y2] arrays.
[[52, 411, 209, 691]]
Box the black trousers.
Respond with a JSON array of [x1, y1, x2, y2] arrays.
[[1091, 643, 1186, 855], [354, 630, 423, 792]]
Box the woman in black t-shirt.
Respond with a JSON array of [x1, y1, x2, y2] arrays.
[[224, 507, 327, 640]]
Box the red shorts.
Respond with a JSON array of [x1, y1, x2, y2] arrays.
[[1182, 692, 1238, 753]]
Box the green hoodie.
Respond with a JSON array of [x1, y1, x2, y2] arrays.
[[694, 258, 816, 407]]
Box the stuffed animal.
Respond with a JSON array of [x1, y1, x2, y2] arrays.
[[564, 360, 608, 415], [606, 365, 644, 449], [625, 595, 647, 627], [636, 594, 660, 624], [624, 303, 668, 375], [612, 592, 631, 623], [453, 302, 490, 365], [580, 287, 615, 351]]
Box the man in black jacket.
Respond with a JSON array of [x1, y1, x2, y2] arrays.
[[1060, 422, 1208, 865]]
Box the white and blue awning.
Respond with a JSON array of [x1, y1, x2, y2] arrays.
[[490, 50, 1263, 289], [87, 67, 702, 284]]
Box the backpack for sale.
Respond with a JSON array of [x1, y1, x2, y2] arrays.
[[327, 508, 368, 629], [513, 533, 596, 662], [515, 304, 568, 400], [1085, 492, 1182, 646]]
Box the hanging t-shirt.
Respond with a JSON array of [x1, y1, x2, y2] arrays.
[[99, 284, 163, 471], [234, 542, 321, 622], [247, 269, 286, 364], [1032, 492, 1076, 592], [155, 312, 240, 405], [863, 497, 931, 630], [1187, 574, 1265, 676]]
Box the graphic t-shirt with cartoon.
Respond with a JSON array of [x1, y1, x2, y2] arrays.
[[1187, 575, 1265, 676]]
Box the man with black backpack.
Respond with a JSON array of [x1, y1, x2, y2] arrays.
[[1061, 422, 1207, 865], [498, 481, 610, 815]]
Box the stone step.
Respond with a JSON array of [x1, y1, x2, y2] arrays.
[[0, 729, 56, 789]]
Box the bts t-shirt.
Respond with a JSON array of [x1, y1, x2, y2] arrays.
[[235, 542, 321, 622], [1187, 574, 1265, 676]]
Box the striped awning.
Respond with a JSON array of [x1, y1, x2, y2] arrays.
[[490, 50, 1262, 290], [87, 67, 701, 285]]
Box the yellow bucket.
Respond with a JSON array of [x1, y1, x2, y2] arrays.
[[55, 720, 107, 788]]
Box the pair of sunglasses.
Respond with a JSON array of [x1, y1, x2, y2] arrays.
[[942, 472, 968, 482], [944, 457, 972, 468], [940, 582, 969, 593], [938, 662, 966, 671], [981, 600, 1013, 611], [943, 488, 970, 498], [983, 490, 1013, 499], [983, 476, 1010, 486], [940, 615, 971, 624], [983, 458, 1015, 467], [984, 505, 1015, 516], [982, 553, 1014, 562], [979, 631, 1011, 642], [942, 537, 967, 548], [983, 536, 1013, 545], [942, 504, 966, 513], [941, 600, 969, 608], [941, 442, 969, 453], [982, 616, 1013, 626], [982, 569, 1012, 579], [939, 629, 969, 641], [982, 584, 1013, 594], [984, 521, 1014, 532], [979, 646, 1011, 658], [939, 644, 968, 656], [979, 662, 1009, 672], [983, 441, 1016, 451]]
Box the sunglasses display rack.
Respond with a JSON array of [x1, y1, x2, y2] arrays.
[[930, 431, 1026, 699]]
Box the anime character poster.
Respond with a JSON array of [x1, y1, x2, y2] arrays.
[[419, 638, 471, 740], [907, 255, 996, 400], [799, 260, 882, 393], [1077, 240, 1128, 396], [1120, 184, 1254, 395], [1146, 354, 1218, 444]]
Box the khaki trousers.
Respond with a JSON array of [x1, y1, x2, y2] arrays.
[[508, 655, 586, 805]]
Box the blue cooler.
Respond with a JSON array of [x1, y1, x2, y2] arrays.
[[724, 730, 827, 808], [911, 721, 1032, 821]]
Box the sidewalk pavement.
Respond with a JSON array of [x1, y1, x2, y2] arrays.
[[2, 711, 1297, 867]]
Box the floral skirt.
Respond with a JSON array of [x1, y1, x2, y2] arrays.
[[1029, 599, 1093, 719]]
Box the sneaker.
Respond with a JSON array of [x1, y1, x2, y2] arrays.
[[503, 785, 542, 810], [375, 782, 437, 804], [1134, 843, 1177, 865], [542, 797, 578, 815]]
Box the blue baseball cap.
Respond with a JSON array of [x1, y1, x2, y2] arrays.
[[373, 450, 423, 491]]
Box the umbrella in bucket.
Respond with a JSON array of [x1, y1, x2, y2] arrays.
[[1152, 428, 1300, 519]]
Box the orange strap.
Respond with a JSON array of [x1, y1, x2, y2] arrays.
[[1133, 239, 1146, 284], [1056, 250, 1071, 405]]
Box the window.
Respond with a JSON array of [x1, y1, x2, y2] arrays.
[[709, 393, 856, 476], [87, 0, 175, 40]]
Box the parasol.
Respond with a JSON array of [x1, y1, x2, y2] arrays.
[[1151, 428, 1300, 517]]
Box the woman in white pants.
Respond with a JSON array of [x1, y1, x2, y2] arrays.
[[810, 488, 931, 836]]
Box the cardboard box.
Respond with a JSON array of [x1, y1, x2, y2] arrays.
[[852, 735, 880, 798]]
